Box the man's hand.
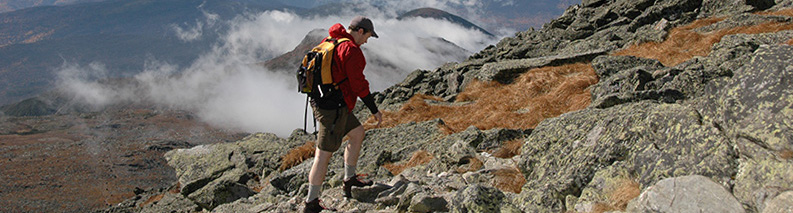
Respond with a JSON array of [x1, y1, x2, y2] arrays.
[[373, 111, 383, 128]]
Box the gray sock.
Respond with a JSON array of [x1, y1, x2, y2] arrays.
[[306, 184, 321, 203], [344, 163, 357, 180]]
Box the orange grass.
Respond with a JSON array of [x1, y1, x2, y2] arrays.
[[778, 148, 793, 160], [139, 194, 164, 207], [367, 63, 597, 134], [170, 182, 181, 194], [279, 141, 316, 171], [492, 168, 526, 193], [490, 139, 523, 158], [607, 178, 641, 210], [616, 10, 793, 66], [590, 177, 641, 213], [382, 150, 434, 175], [614, 17, 724, 66]]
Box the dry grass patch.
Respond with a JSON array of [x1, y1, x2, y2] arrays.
[[368, 63, 596, 134], [382, 150, 434, 175], [492, 168, 526, 193], [617, 10, 793, 66], [590, 177, 641, 213], [139, 194, 165, 207], [615, 17, 724, 66], [490, 139, 523, 158], [279, 141, 316, 171], [778, 148, 793, 160], [607, 178, 641, 210]]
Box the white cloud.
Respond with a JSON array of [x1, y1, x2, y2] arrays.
[[172, 10, 220, 42], [56, 7, 499, 137]]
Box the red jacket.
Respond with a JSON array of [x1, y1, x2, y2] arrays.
[[326, 23, 371, 112]]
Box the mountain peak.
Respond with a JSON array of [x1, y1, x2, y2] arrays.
[[398, 7, 493, 36]]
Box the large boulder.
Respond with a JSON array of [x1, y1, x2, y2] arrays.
[[334, 119, 447, 179], [762, 191, 793, 213], [164, 144, 247, 198], [626, 175, 744, 213], [515, 101, 736, 212], [716, 45, 793, 211], [268, 159, 313, 195], [162, 132, 310, 210]]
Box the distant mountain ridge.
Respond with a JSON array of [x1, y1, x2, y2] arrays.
[[398, 7, 493, 36]]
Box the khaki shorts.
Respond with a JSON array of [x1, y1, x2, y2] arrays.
[[313, 107, 361, 152]]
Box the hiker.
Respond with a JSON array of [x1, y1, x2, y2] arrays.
[[303, 16, 383, 213]]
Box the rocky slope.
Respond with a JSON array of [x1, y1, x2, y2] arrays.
[[100, 0, 793, 212]]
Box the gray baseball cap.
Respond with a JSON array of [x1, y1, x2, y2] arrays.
[[349, 16, 379, 38]]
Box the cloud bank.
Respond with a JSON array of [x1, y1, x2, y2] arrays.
[[57, 7, 498, 137]]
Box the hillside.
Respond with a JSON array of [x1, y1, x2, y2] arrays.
[[98, 0, 793, 212]]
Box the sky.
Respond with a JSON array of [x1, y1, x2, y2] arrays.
[[56, 4, 501, 137]]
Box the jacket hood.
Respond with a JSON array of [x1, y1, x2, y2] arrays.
[[328, 23, 356, 44]]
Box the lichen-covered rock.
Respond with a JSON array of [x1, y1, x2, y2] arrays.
[[408, 193, 449, 212], [451, 184, 506, 213], [159, 131, 311, 210], [428, 128, 479, 169], [186, 173, 256, 210], [591, 66, 654, 101], [717, 45, 793, 210], [772, 0, 793, 10], [140, 193, 201, 213], [515, 101, 736, 212], [626, 175, 744, 213], [472, 48, 610, 84], [668, 31, 793, 100], [762, 191, 793, 213], [164, 144, 247, 196], [575, 161, 634, 211], [626, 0, 702, 33], [698, 0, 773, 18], [592, 55, 664, 80], [337, 119, 446, 179], [269, 159, 312, 194]]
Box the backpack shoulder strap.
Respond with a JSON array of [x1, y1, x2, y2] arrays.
[[327, 37, 351, 86]]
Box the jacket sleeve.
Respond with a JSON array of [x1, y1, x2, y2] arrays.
[[339, 44, 371, 98]]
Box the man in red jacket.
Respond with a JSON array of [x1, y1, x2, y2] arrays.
[[304, 16, 383, 213]]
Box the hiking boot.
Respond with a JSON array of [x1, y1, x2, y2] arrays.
[[303, 198, 336, 213], [343, 174, 373, 198]]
